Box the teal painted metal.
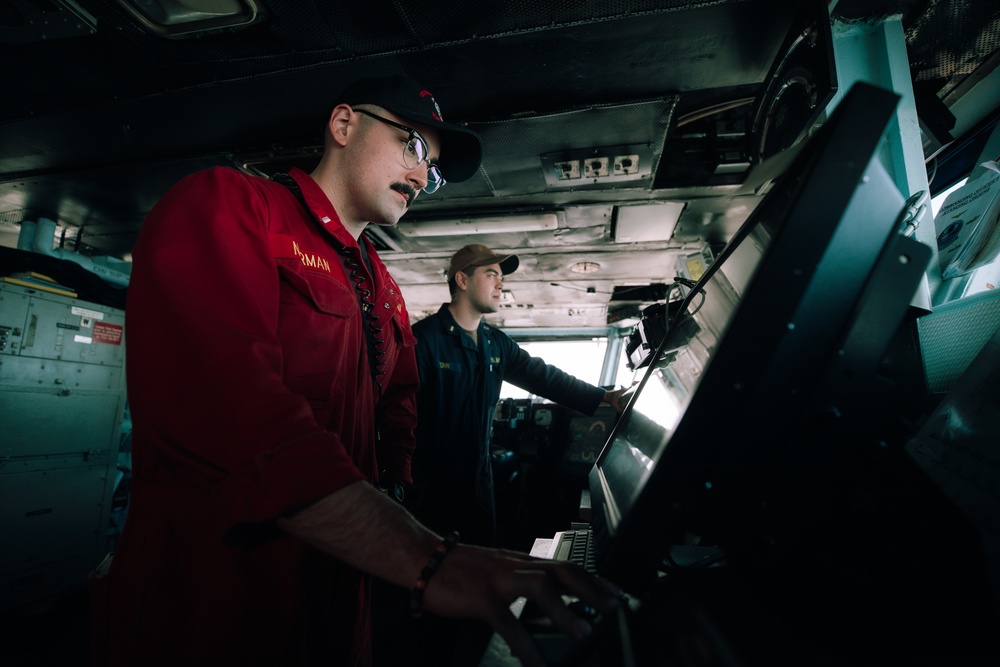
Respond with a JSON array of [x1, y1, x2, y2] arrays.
[[829, 16, 937, 307]]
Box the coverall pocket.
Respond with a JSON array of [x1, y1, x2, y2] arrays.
[[276, 262, 359, 401], [277, 261, 357, 317]]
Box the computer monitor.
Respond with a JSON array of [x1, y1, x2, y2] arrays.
[[589, 82, 933, 593]]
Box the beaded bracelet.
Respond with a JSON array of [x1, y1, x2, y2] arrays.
[[410, 531, 460, 618]]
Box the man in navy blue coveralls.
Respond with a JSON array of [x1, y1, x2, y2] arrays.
[[411, 244, 629, 548], [371, 244, 626, 666]]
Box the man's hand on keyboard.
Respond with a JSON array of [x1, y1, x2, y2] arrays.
[[422, 544, 622, 667]]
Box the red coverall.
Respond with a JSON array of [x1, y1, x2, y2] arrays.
[[97, 167, 418, 666]]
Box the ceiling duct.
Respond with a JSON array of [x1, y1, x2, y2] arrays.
[[447, 97, 677, 201], [111, 0, 266, 39]]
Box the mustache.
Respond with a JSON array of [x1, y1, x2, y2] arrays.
[[391, 182, 416, 207]]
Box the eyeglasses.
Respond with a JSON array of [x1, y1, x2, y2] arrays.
[[354, 109, 446, 194]]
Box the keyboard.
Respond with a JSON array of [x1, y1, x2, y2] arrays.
[[549, 528, 596, 573]]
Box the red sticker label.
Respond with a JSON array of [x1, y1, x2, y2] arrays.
[[93, 322, 123, 345]]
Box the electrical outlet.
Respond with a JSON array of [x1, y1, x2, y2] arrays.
[[614, 154, 640, 175], [554, 160, 581, 180], [584, 157, 610, 178]]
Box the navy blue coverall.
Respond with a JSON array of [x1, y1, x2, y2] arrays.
[[411, 303, 605, 546]]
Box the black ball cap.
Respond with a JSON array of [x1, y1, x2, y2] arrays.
[[336, 75, 483, 183]]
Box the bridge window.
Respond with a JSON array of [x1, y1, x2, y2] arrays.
[[500, 338, 609, 399]]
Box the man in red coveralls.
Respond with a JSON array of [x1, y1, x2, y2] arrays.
[[95, 75, 618, 666]]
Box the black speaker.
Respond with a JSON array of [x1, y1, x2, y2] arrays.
[[749, 0, 838, 164]]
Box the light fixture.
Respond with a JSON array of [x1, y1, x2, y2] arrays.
[[112, 0, 266, 39], [395, 212, 560, 238], [611, 202, 685, 243], [571, 261, 601, 274]]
